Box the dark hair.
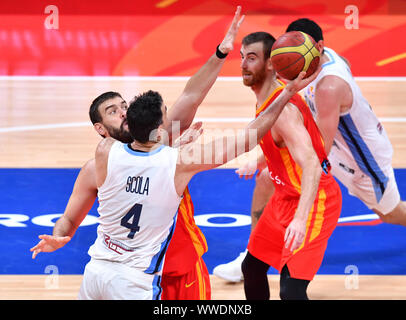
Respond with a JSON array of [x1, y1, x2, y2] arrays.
[[242, 31, 276, 59], [286, 18, 324, 42], [127, 90, 164, 143], [89, 91, 123, 124]]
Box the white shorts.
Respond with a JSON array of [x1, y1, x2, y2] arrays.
[[77, 258, 162, 300], [329, 147, 400, 215]]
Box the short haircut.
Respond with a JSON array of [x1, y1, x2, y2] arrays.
[[89, 91, 123, 124], [127, 90, 164, 143], [242, 31, 276, 59], [286, 18, 324, 42]]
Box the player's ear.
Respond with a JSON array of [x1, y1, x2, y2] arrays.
[[94, 123, 107, 137], [317, 40, 324, 54], [266, 57, 274, 72]]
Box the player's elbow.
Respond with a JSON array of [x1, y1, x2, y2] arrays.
[[313, 157, 323, 179], [305, 153, 322, 178]]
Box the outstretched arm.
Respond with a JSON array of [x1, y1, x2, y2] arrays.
[[181, 69, 321, 170], [174, 69, 321, 195], [165, 6, 244, 139], [30, 160, 98, 258]]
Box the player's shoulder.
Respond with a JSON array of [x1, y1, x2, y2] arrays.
[[276, 101, 303, 127], [316, 74, 349, 95], [77, 158, 97, 190], [82, 158, 96, 174], [96, 137, 116, 155]]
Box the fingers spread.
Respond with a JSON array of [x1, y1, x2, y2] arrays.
[[32, 249, 40, 259]]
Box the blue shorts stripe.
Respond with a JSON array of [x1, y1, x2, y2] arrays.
[[338, 114, 388, 202]]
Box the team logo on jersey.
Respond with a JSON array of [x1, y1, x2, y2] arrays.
[[103, 234, 135, 255], [321, 159, 331, 174]]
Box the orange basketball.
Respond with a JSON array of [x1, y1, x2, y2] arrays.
[[270, 31, 320, 80]]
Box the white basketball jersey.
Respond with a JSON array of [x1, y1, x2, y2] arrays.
[[303, 47, 393, 203], [88, 141, 181, 275]]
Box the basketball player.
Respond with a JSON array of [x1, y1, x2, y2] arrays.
[[286, 18, 406, 226], [214, 19, 406, 284], [30, 7, 244, 300], [231, 31, 341, 300]]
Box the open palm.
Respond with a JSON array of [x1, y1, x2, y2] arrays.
[[30, 234, 71, 259]]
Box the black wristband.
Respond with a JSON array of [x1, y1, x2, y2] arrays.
[[216, 44, 228, 59]]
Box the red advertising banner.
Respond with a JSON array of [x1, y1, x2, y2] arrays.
[[0, 0, 405, 76]]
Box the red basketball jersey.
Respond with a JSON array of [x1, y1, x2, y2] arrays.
[[163, 186, 208, 276], [255, 82, 333, 199]]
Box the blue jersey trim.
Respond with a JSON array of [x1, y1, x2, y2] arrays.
[[124, 143, 165, 157], [338, 114, 388, 202], [152, 275, 162, 300], [144, 211, 178, 275], [322, 49, 336, 68]]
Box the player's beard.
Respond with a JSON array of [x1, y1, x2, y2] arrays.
[[242, 68, 267, 88], [105, 120, 133, 143]]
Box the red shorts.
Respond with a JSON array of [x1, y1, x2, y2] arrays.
[[248, 181, 342, 280], [161, 255, 211, 300]]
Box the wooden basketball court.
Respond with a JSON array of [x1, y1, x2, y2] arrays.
[[1, 77, 405, 299]]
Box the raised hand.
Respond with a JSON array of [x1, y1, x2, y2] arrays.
[[284, 64, 322, 94], [218, 6, 245, 54], [30, 234, 71, 259], [173, 121, 203, 148], [235, 160, 258, 179]]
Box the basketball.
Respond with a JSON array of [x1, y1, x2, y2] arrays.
[[270, 31, 320, 80]]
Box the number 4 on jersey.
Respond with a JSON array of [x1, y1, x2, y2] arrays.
[[120, 203, 143, 239]]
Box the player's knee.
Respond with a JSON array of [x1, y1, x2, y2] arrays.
[[242, 252, 270, 300], [241, 251, 268, 279], [279, 265, 309, 300]]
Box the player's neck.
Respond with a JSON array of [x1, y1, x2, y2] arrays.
[[320, 52, 329, 65], [254, 77, 281, 109], [130, 140, 162, 153]]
